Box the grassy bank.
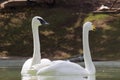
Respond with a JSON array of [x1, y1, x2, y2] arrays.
[[0, 1, 120, 60], [85, 14, 120, 60]]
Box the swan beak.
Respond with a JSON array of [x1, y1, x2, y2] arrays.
[[43, 20, 49, 25], [45, 22, 49, 25], [92, 25, 96, 31], [37, 18, 49, 25]]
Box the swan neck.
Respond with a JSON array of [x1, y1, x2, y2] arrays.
[[31, 25, 41, 66], [83, 27, 95, 73], [83, 29, 91, 60]]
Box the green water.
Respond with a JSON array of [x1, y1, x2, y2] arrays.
[[0, 67, 21, 80], [96, 67, 120, 80], [0, 67, 120, 80]]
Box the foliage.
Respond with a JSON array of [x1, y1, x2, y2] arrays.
[[84, 14, 109, 22], [0, 1, 120, 60], [84, 13, 120, 60], [0, 6, 83, 59]]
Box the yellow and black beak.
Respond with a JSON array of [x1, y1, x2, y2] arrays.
[[92, 25, 96, 31]]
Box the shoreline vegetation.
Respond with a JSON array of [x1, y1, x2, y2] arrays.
[[0, 0, 120, 61]]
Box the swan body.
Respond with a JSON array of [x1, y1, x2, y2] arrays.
[[37, 60, 87, 76], [37, 75, 95, 80], [21, 16, 51, 75], [37, 22, 96, 76]]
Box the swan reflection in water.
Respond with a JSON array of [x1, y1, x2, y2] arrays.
[[22, 75, 96, 80]]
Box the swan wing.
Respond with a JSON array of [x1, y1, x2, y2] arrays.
[[21, 58, 32, 74], [37, 60, 88, 76], [21, 58, 52, 75], [32, 58, 52, 70]]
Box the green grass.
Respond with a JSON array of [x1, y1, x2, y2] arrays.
[[84, 14, 120, 60], [84, 14, 109, 22]]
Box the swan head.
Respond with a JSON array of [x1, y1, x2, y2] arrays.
[[83, 22, 96, 31], [32, 16, 48, 27]]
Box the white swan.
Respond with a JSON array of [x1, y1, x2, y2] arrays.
[[36, 75, 96, 80], [37, 22, 96, 76], [22, 74, 96, 80], [21, 16, 52, 75]]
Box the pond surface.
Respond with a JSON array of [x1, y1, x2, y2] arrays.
[[0, 67, 120, 80]]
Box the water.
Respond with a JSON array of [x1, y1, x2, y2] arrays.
[[0, 67, 21, 80], [96, 67, 120, 80], [0, 67, 120, 80]]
